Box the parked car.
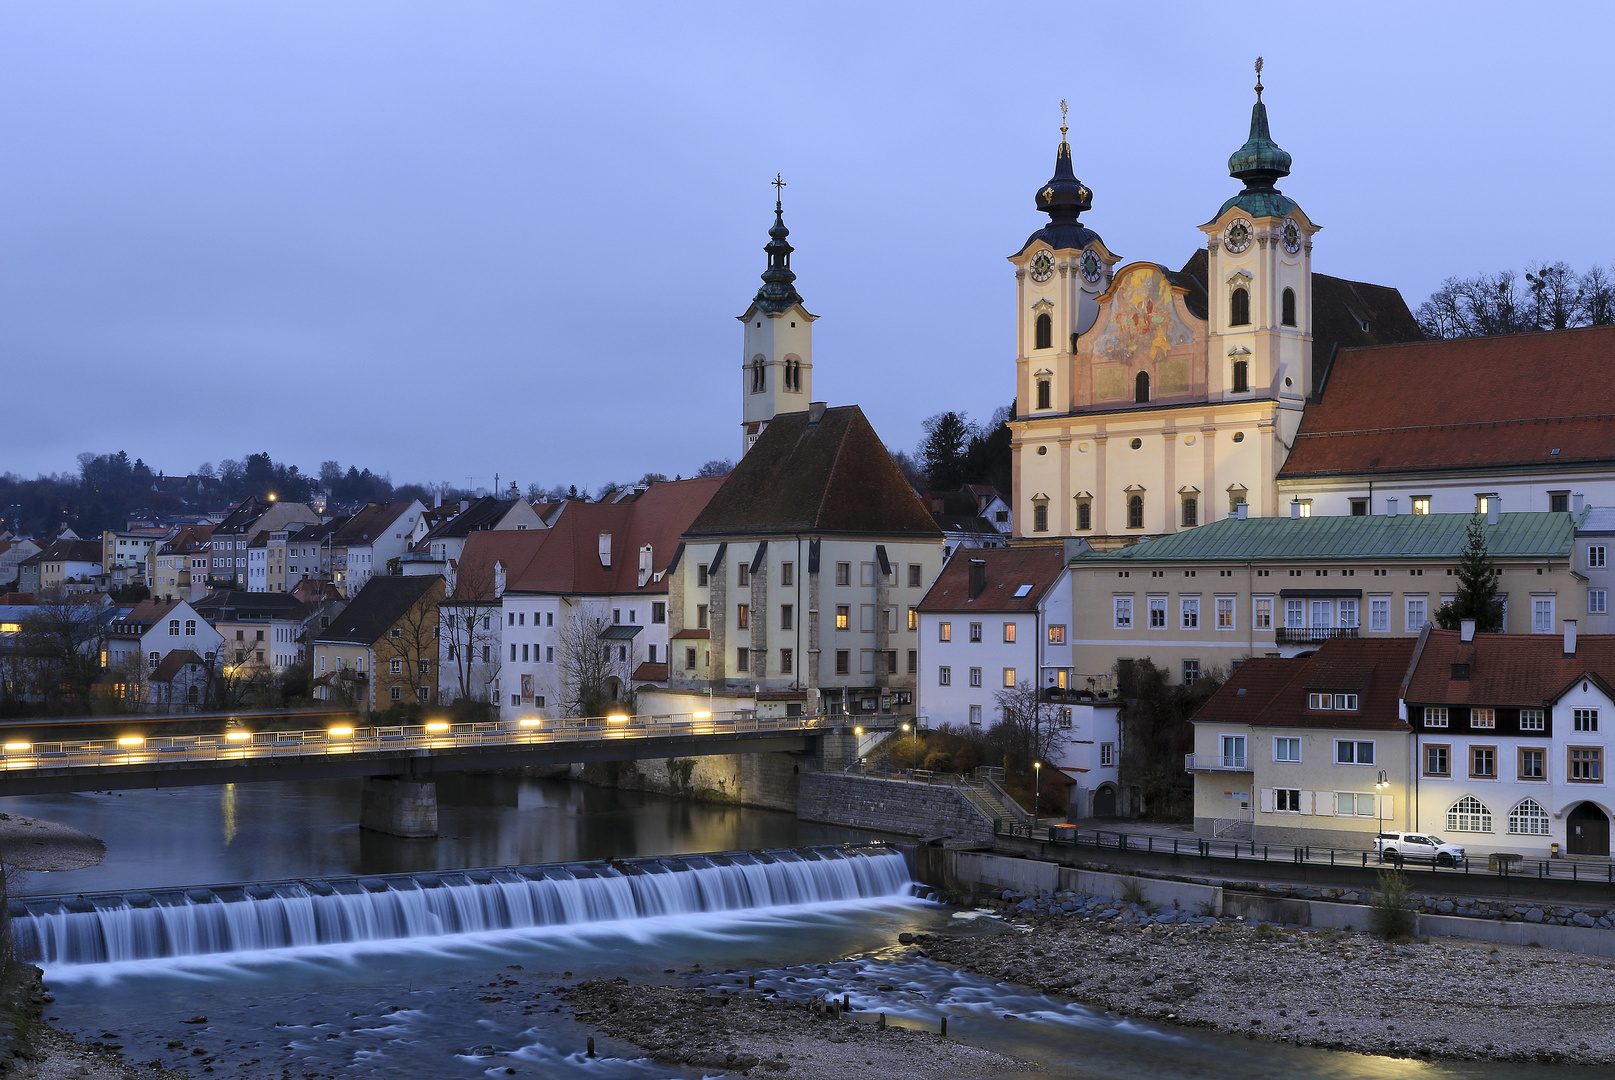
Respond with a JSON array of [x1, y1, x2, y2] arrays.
[[1374, 832, 1466, 866]]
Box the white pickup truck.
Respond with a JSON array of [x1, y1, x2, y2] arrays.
[[1374, 831, 1467, 866]]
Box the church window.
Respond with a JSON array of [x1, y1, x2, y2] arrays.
[[1035, 313, 1052, 350], [1076, 500, 1092, 532], [1128, 495, 1145, 529], [1282, 287, 1297, 327], [1135, 371, 1150, 403], [1036, 379, 1051, 410], [1232, 431, 1245, 443], [1231, 359, 1249, 393], [1230, 288, 1251, 327], [751, 357, 765, 393], [1181, 497, 1198, 528], [1033, 502, 1049, 533]]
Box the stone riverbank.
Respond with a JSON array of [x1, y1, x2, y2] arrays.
[[0, 815, 103, 874], [919, 887, 1615, 1064]]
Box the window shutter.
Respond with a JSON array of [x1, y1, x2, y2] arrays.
[[1312, 792, 1334, 817], [1260, 789, 1275, 813], [1379, 794, 1393, 819], [1301, 791, 1314, 815]]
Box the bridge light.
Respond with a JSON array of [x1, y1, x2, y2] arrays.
[[606, 713, 630, 724], [225, 731, 252, 741], [117, 736, 144, 747], [425, 721, 450, 733], [518, 718, 542, 727], [2, 742, 29, 752], [328, 726, 354, 737], [854, 727, 863, 736], [693, 711, 712, 720]]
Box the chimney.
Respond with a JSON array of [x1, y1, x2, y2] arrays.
[[1386, 497, 1399, 517], [1460, 619, 1476, 643], [808, 401, 827, 425], [1236, 502, 1249, 520], [1486, 496, 1499, 525], [460, 500, 470, 513], [1289, 499, 1301, 520], [968, 559, 987, 601], [1565, 619, 1578, 658], [1574, 492, 1585, 514], [598, 532, 612, 569]]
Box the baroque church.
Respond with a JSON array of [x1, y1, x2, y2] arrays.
[[1008, 70, 1421, 546]]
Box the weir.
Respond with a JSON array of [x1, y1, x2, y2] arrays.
[[11, 844, 913, 966]]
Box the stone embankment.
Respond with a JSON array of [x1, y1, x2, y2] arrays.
[[1229, 878, 1615, 927], [564, 978, 1026, 1079], [921, 887, 1615, 1064]]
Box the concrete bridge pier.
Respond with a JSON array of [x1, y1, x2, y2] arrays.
[[361, 762, 438, 838]]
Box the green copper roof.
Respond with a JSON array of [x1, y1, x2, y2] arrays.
[[1227, 99, 1292, 184], [1217, 190, 1299, 219], [1071, 513, 1574, 564]]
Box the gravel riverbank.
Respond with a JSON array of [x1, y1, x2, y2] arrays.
[[0, 815, 104, 874], [919, 890, 1615, 1065]]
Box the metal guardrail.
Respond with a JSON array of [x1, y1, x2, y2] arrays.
[[0, 713, 832, 774], [994, 821, 1615, 887], [1184, 753, 1248, 772]]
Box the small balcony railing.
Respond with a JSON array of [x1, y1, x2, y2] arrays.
[[1275, 626, 1360, 646], [1185, 753, 1249, 772]]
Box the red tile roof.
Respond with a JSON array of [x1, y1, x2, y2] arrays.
[[916, 546, 1067, 613], [631, 661, 669, 682], [1404, 628, 1615, 707], [334, 502, 419, 544], [150, 649, 205, 682], [1282, 324, 1615, 478], [1192, 637, 1417, 731], [126, 599, 184, 624]]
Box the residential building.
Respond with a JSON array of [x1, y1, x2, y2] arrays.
[[330, 501, 426, 597], [207, 498, 321, 589], [101, 528, 165, 583], [1575, 507, 1615, 636], [1189, 636, 1417, 844], [934, 514, 1010, 562], [109, 598, 225, 676], [194, 591, 332, 674], [1069, 510, 1577, 686], [405, 496, 545, 576], [1051, 700, 1125, 819], [146, 650, 210, 712], [0, 537, 41, 589], [312, 574, 443, 712], [151, 525, 214, 602], [20, 539, 104, 594], [282, 518, 347, 591]]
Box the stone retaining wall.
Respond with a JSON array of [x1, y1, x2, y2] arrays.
[[796, 774, 994, 843]]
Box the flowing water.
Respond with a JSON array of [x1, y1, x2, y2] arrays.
[[3, 776, 1608, 1079]]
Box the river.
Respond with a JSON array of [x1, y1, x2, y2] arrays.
[[2, 775, 1607, 1079]]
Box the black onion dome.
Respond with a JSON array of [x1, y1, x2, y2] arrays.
[[1015, 135, 1104, 256], [753, 198, 803, 314]]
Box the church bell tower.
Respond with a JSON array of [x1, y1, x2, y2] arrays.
[[738, 176, 815, 455]]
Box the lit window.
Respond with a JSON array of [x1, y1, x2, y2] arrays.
[[1471, 707, 1496, 729], [938, 622, 951, 642], [1447, 795, 1493, 832], [1253, 596, 1272, 629], [1003, 668, 1016, 688], [1003, 623, 1016, 643], [1047, 624, 1065, 644], [836, 605, 850, 630], [1424, 706, 1448, 728], [1509, 798, 1550, 834], [1411, 497, 1431, 515], [1216, 597, 1235, 630]]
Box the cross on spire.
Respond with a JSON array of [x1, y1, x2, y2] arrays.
[[772, 172, 786, 211], [1059, 99, 1069, 143], [1254, 56, 1264, 101]]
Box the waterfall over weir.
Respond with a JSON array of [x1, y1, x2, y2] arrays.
[[13, 844, 912, 967]]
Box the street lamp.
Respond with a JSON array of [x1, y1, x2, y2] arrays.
[[1033, 761, 1043, 837], [1375, 769, 1389, 861]]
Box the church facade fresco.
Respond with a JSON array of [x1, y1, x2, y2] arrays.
[[1086, 264, 1204, 406]]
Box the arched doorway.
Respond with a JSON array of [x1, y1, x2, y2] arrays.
[[1568, 802, 1610, 857], [1092, 784, 1117, 818]]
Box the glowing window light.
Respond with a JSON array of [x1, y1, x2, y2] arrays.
[[425, 721, 450, 733], [328, 726, 354, 737], [117, 736, 144, 747]]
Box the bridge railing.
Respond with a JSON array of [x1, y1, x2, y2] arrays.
[[0, 711, 837, 772]]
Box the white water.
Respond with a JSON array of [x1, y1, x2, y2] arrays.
[[15, 845, 910, 966]]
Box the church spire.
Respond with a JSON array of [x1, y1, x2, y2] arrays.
[[753, 174, 803, 314], [1034, 99, 1093, 224], [1227, 57, 1293, 192]]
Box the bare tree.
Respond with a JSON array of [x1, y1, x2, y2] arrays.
[[990, 680, 1068, 778], [373, 581, 445, 714], [696, 459, 734, 478], [556, 611, 637, 720], [21, 587, 108, 707], [1525, 261, 1584, 330], [440, 554, 501, 706], [1582, 265, 1615, 326]]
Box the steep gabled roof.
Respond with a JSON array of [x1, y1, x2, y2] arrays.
[[150, 649, 205, 682], [1405, 628, 1615, 708], [333, 502, 418, 545], [124, 599, 184, 625], [917, 546, 1067, 614], [28, 539, 103, 564], [424, 497, 519, 540], [1192, 637, 1417, 731], [1282, 324, 1615, 479], [315, 575, 441, 646], [686, 406, 940, 538]]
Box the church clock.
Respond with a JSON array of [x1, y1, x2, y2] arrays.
[[1223, 218, 1253, 254], [1080, 250, 1102, 283], [1029, 250, 1055, 283], [1281, 219, 1301, 254]]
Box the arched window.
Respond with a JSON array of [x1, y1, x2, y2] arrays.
[[1035, 313, 1053, 350], [782, 359, 801, 392], [751, 357, 765, 393], [1036, 379, 1051, 410], [1230, 287, 1250, 327], [1282, 287, 1297, 327], [1135, 370, 1150, 403], [1508, 798, 1551, 835], [1033, 502, 1049, 532], [1232, 359, 1249, 393], [1127, 494, 1144, 529], [186, 684, 199, 705], [1446, 795, 1494, 833]]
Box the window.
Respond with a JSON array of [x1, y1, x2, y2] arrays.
[[390, 686, 402, 702], [736, 647, 749, 672], [1350, 499, 1368, 517], [1470, 746, 1496, 779], [1076, 500, 1091, 531], [1575, 708, 1599, 732], [1034, 312, 1052, 350], [417, 686, 430, 703], [780, 562, 794, 586], [1231, 359, 1248, 393], [1406, 597, 1427, 631], [1411, 497, 1430, 515], [1047, 624, 1066, 644], [1229, 287, 1250, 326], [1425, 744, 1450, 776], [1519, 748, 1546, 781], [1134, 371, 1150, 403], [738, 564, 750, 587], [1033, 503, 1049, 532], [1338, 599, 1358, 628], [907, 649, 917, 674], [835, 605, 850, 630], [169, 619, 180, 636], [1424, 706, 1449, 728], [511, 643, 518, 662], [1003, 622, 1017, 643], [780, 648, 793, 674], [1520, 707, 1545, 731], [1335, 740, 1375, 765], [1253, 596, 1272, 630], [697, 604, 709, 629], [1180, 597, 1199, 629], [1126, 494, 1144, 529], [751, 356, 764, 392], [1465, 707, 1496, 730], [1140, 596, 1164, 629], [1216, 596, 1235, 630], [736, 604, 749, 629], [1551, 491, 1571, 514], [1591, 590, 1608, 614], [1274, 737, 1301, 762], [1036, 379, 1051, 410], [1591, 545, 1607, 569], [390, 658, 402, 674], [886, 651, 898, 674], [698, 564, 709, 587], [1281, 287, 1297, 327], [969, 705, 983, 727], [546, 646, 553, 662], [1182, 659, 1200, 685], [835, 650, 850, 675], [1572, 746, 1603, 782], [969, 667, 982, 687], [1509, 798, 1550, 835], [969, 622, 983, 642], [1336, 792, 1378, 817], [1003, 668, 1016, 687], [1094, 742, 1114, 768], [939, 666, 952, 686], [1114, 597, 1133, 629], [835, 562, 851, 586], [938, 622, 952, 642], [1275, 789, 1302, 813], [781, 604, 793, 630], [685, 647, 697, 670], [1370, 598, 1390, 631], [1219, 734, 1246, 768], [1447, 796, 1493, 832], [1176, 494, 1199, 529], [1532, 598, 1555, 634], [1285, 599, 1305, 628]]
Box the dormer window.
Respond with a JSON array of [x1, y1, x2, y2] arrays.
[[1450, 663, 1470, 680], [1230, 288, 1251, 327], [1308, 692, 1359, 711]]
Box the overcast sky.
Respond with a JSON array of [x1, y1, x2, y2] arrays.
[[3, 3, 1612, 492]]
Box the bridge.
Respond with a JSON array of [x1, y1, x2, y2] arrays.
[[0, 711, 879, 837]]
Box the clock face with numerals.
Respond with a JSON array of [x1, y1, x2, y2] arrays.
[[1281, 219, 1301, 254], [1223, 218, 1253, 254], [1080, 250, 1102, 282], [1029, 250, 1055, 283]]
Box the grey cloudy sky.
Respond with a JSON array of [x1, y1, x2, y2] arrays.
[[3, 3, 1612, 491]]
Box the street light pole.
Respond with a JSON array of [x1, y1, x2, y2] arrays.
[[1033, 760, 1042, 838], [1376, 769, 1389, 861]]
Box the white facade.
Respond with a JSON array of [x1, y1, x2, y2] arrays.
[[491, 594, 649, 721], [1051, 702, 1124, 818], [138, 600, 224, 671]]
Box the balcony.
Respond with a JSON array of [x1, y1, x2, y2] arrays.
[[1275, 626, 1360, 646], [1185, 753, 1249, 772]]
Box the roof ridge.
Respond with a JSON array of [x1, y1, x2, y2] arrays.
[[813, 408, 854, 530], [1340, 321, 1615, 355]]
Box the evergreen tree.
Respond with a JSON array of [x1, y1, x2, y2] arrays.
[[1434, 517, 1505, 632], [919, 411, 971, 491]]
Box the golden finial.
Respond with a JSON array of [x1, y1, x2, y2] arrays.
[[1254, 56, 1264, 101], [1059, 99, 1069, 142]]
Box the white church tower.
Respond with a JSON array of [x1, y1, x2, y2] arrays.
[[738, 176, 815, 455]]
